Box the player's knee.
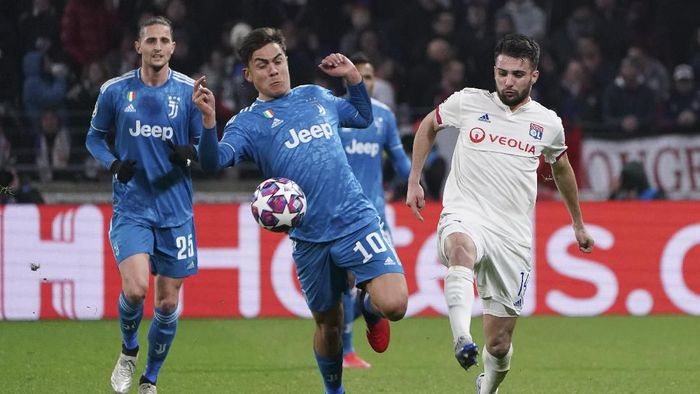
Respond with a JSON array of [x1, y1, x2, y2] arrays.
[[448, 245, 475, 268], [155, 298, 179, 313], [486, 339, 512, 359], [122, 285, 147, 305], [381, 297, 407, 321]]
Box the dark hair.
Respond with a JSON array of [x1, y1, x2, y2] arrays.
[[138, 16, 172, 38], [494, 33, 540, 70], [349, 52, 371, 66], [238, 27, 287, 66]]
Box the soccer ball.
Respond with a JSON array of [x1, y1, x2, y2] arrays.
[[251, 177, 307, 232]]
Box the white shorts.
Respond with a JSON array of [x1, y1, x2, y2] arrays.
[[437, 213, 532, 317]]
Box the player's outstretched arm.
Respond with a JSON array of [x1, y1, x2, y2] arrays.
[[191, 75, 225, 173], [406, 110, 439, 222], [551, 153, 595, 253]]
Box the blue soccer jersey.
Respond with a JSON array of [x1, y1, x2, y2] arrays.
[[88, 69, 202, 227], [200, 83, 377, 242], [340, 98, 410, 221]]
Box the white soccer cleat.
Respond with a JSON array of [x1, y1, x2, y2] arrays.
[[110, 353, 137, 394], [138, 382, 157, 394], [475, 372, 498, 393], [475, 372, 485, 393]]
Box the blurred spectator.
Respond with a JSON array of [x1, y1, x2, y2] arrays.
[[602, 57, 657, 135], [166, 0, 205, 76], [592, 0, 626, 61], [0, 168, 44, 204], [664, 64, 700, 133], [577, 36, 617, 94], [17, 0, 61, 54], [456, 1, 495, 90], [372, 60, 398, 111], [627, 46, 671, 102], [434, 59, 465, 106], [61, 0, 119, 70], [555, 59, 600, 126], [219, 21, 256, 123], [0, 7, 20, 110], [406, 37, 454, 120], [497, 0, 547, 41], [609, 161, 665, 200], [339, 3, 372, 56], [688, 26, 700, 82], [493, 11, 516, 39], [35, 109, 70, 182], [21, 49, 68, 144], [0, 119, 12, 168], [550, 4, 598, 67]]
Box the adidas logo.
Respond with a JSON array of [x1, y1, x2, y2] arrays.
[[478, 113, 490, 122], [271, 118, 284, 128], [186, 260, 195, 270], [124, 104, 136, 113], [384, 257, 396, 266]]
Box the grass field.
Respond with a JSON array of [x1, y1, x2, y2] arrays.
[[1, 316, 698, 393]]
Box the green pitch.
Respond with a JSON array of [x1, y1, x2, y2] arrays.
[[0, 316, 697, 393]]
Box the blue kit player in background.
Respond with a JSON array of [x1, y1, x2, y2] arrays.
[[85, 16, 201, 394], [185, 27, 409, 394], [338, 53, 411, 369]]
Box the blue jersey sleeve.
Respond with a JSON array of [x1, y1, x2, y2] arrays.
[[199, 115, 253, 173], [86, 87, 117, 169], [383, 110, 411, 180], [336, 81, 373, 128]]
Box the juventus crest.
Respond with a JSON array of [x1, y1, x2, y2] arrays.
[[167, 96, 180, 119]]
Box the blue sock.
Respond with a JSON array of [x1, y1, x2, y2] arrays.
[[144, 307, 179, 383], [118, 292, 143, 350], [314, 351, 344, 394], [360, 292, 381, 325], [342, 292, 355, 355]]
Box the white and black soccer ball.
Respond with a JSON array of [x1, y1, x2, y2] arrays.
[[251, 177, 307, 233]]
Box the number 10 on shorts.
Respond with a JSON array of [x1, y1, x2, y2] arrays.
[[353, 231, 388, 263]]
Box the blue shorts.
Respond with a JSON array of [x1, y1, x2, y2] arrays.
[[293, 218, 405, 312], [109, 214, 198, 278]]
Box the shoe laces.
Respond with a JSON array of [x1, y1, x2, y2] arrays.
[[118, 357, 136, 377]]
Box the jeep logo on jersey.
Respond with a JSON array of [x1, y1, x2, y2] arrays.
[[129, 120, 173, 141], [345, 139, 380, 157], [284, 123, 333, 148], [469, 127, 486, 143]]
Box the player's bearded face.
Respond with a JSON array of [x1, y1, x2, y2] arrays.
[[136, 24, 175, 71], [246, 43, 291, 100], [494, 55, 538, 108]]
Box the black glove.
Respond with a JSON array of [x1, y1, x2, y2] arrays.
[[167, 140, 197, 167], [110, 159, 137, 183]]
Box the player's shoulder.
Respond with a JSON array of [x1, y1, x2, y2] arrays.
[[294, 84, 330, 97], [226, 101, 261, 126], [456, 87, 491, 98], [528, 100, 564, 128], [371, 97, 392, 113], [170, 70, 196, 87], [99, 70, 137, 93]]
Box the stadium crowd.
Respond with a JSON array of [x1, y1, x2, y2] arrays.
[[0, 0, 698, 198]]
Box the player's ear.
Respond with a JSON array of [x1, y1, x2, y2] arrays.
[[531, 69, 539, 84], [244, 68, 252, 82], [134, 40, 141, 54], [170, 40, 176, 54]]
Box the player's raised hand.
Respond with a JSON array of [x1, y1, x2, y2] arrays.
[[318, 53, 362, 84], [406, 182, 426, 222], [574, 226, 595, 253], [193, 76, 216, 128]]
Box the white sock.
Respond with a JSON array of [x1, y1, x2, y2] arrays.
[[481, 345, 512, 394], [444, 265, 475, 344]]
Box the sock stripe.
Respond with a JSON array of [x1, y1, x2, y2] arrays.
[[154, 308, 179, 325], [119, 293, 141, 314]]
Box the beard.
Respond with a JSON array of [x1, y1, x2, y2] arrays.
[[497, 86, 530, 107]]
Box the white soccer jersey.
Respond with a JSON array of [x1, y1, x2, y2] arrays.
[[437, 88, 566, 247]]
